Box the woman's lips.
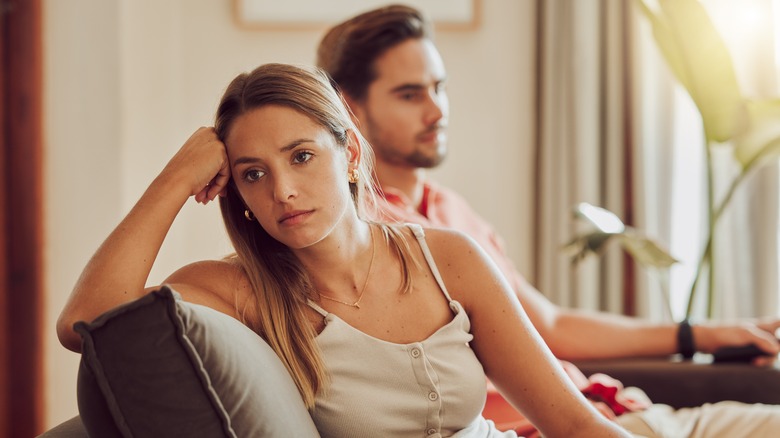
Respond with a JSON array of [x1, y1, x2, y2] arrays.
[[278, 210, 314, 225]]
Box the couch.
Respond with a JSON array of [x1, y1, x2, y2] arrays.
[[39, 287, 780, 437], [40, 286, 319, 437]]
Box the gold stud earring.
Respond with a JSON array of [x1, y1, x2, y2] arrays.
[[348, 168, 360, 184], [244, 209, 255, 221]]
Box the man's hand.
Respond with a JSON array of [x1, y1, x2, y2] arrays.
[[693, 319, 780, 363]]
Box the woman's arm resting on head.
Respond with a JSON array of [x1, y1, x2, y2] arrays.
[[57, 127, 231, 352], [426, 229, 632, 437]]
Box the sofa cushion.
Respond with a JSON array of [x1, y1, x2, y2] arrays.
[[37, 416, 88, 438], [74, 286, 319, 437], [573, 357, 780, 409]]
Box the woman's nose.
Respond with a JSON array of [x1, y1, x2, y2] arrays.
[[272, 174, 297, 202]]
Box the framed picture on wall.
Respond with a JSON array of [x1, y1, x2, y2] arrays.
[[234, 0, 479, 30]]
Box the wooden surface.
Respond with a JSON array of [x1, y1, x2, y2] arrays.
[[2, 0, 44, 435]]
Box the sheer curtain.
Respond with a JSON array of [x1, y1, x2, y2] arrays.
[[533, 0, 646, 316], [534, 0, 780, 321], [705, 0, 780, 318], [636, 0, 780, 321]]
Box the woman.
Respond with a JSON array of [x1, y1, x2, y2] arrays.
[[57, 63, 630, 437]]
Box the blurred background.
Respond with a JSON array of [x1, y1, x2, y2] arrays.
[[3, 0, 780, 435]]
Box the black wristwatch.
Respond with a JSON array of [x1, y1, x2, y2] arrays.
[[677, 319, 696, 359]]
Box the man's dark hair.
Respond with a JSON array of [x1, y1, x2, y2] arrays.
[[317, 5, 433, 101]]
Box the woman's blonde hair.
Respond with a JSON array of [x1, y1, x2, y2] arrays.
[[215, 63, 415, 407]]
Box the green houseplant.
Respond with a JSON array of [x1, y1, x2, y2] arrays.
[[568, 0, 780, 318]]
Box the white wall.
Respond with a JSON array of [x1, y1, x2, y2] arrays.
[[43, 0, 535, 427]]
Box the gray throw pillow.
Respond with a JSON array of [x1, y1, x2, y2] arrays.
[[75, 286, 320, 437]]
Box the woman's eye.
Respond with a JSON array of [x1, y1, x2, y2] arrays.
[[293, 151, 313, 164], [243, 169, 265, 182]]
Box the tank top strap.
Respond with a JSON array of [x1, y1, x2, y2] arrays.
[[306, 299, 329, 317], [406, 223, 454, 303]]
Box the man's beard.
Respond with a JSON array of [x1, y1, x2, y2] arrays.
[[363, 112, 448, 168], [410, 122, 448, 168], [405, 146, 446, 168], [374, 140, 447, 169]]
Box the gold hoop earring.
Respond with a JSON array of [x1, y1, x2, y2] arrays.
[[348, 168, 360, 184], [244, 209, 255, 221]]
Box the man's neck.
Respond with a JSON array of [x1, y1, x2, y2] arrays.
[[375, 160, 426, 208]]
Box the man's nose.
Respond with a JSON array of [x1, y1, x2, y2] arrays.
[[424, 90, 446, 126]]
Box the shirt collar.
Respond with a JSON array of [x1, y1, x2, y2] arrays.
[[380, 182, 434, 217]]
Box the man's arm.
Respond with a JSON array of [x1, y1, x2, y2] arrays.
[[517, 276, 780, 360]]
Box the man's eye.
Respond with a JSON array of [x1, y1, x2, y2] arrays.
[[400, 92, 420, 101], [293, 151, 313, 164], [244, 169, 265, 182]]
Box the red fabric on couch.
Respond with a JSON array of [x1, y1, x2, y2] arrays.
[[482, 361, 651, 436]]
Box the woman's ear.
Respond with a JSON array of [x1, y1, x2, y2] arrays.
[[345, 129, 362, 169], [343, 94, 364, 129]]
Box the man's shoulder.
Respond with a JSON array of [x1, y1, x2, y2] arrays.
[[375, 180, 489, 228], [374, 190, 429, 225], [425, 181, 483, 215]]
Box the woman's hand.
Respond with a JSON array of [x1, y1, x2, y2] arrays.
[[161, 127, 230, 205]]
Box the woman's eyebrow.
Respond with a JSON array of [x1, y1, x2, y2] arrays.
[[232, 139, 315, 168], [279, 138, 314, 152], [232, 156, 261, 167]]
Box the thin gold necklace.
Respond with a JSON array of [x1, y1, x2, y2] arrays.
[[318, 225, 376, 309]]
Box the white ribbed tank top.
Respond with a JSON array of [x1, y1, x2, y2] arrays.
[[307, 224, 519, 438]]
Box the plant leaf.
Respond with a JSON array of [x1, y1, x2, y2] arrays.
[[567, 203, 678, 269], [563, 229, 678, 269], [636, 0, 742, 142], [617, 232, 679, 268], [635, 0, 694, 94], [573, 202, 626, 233], [733, 98, 780, 168], [562, 232, 616, 264]]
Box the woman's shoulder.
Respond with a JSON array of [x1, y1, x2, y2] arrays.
[[160, 256, 253, 318], [166, 257, 246, 284], [395, 225, 483, 272], [383, 223, 476, 255], [413, 226, 505, 303], [415, 225, 480, 253]]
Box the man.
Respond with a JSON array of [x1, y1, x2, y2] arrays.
[[317, 5, 780, 437]]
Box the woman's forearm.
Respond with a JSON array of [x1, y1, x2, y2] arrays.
[[57, 128, 229, 352], [56, 171, 191, 351]]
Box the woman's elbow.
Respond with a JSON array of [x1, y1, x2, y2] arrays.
[[56, 312, 83, 353]]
